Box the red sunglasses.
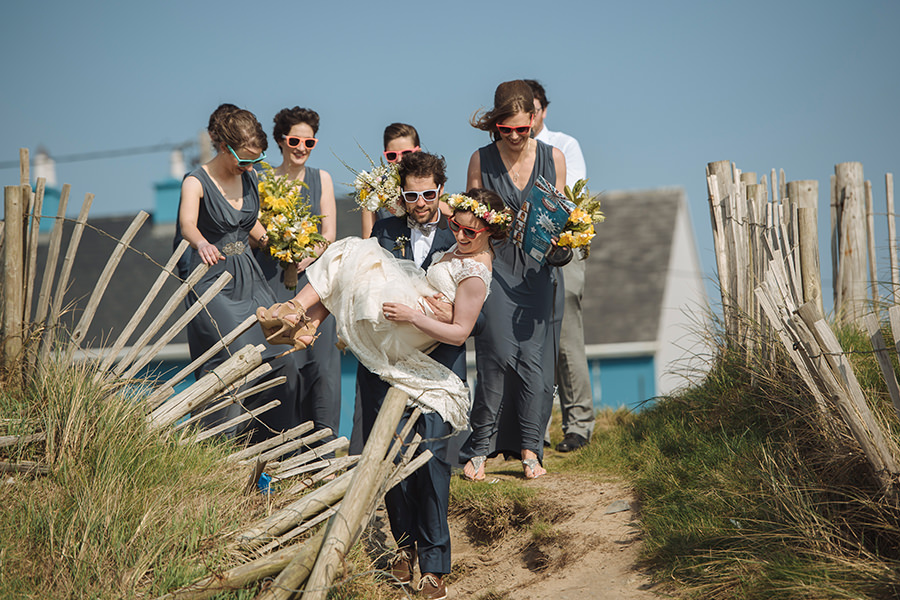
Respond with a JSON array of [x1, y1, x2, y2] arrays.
[[496, 115, 534, 136], [282, 135, 318, 149], [449, 217, 488, 239], [383, 146, 420, 163]]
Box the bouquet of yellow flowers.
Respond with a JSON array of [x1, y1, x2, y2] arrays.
[[557, 179, 605, 259], [257, 163, 327, 289]]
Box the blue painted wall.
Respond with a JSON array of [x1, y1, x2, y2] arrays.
[[38, 187, 61, 233], [153, 178, 182, 224], [590, 355, 656, 411]]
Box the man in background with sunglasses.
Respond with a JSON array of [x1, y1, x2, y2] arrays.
[[525, 79, 595, 455], [355, 151, 462, 598]]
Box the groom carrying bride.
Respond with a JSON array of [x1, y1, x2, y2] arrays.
[[358, 151, 461, 599]]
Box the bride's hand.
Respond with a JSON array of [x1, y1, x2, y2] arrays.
[[424, 293, 454, 324], [382, 302, 418, 324]]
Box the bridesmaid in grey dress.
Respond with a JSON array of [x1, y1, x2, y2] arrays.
[[179, 103, 301, 442], [461, 81, 567, 480], [254, 106, 340, 444]]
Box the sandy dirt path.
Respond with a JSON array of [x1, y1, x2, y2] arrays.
[[446, 468, 668, 599]]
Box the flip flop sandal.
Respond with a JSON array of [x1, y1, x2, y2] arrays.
[[522, 457, 544, 480], [462, 456, 486, 481]]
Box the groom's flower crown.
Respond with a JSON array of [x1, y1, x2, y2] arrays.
[[446, 194, 513, 232]]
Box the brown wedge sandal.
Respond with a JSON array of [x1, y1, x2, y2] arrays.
[[256, 299, 319, 350]]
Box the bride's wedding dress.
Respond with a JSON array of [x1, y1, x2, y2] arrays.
[[305, 237, 491, 431]]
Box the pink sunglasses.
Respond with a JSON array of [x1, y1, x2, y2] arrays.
[[383, 146, 420, 163]]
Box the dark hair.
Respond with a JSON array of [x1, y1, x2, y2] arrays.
[[462, 188, 511, 241], [273, 107, 320, 150], [470, 80, 536, 142], [523, 79, 549, 109], [208, 103, 267, 151], [383, 122, 420, 149], [397, 151, 447, 187]]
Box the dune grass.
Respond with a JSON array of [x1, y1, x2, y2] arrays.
[[0, 356, 259, 599], [553, 325, 900, 599]]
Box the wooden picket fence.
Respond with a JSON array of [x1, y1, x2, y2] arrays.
[[1, 149, 422, 598], [707, 159, 900, 495]]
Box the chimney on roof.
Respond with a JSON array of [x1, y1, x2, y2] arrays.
[[34, 146, 57, 187], [170, 148, 186, 179]]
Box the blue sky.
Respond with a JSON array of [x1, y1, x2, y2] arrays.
[[2, 0, 898, 309]]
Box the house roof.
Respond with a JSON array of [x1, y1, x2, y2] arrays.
[[582, 188, 683, 346], [21, 188, 687, 355], [28, 215, 188, 351]]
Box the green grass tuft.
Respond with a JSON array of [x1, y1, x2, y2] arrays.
[[0, 356, 254, 599]]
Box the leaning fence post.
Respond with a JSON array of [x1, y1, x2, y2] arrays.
[[303, 387, 410, 599], [788, 180, 824, 318], [19, 148, 29, 186]]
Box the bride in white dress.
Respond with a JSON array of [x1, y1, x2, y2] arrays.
[[257, 189, 513, 431]]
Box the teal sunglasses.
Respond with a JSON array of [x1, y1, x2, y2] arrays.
[[227, 145, 266, 167]]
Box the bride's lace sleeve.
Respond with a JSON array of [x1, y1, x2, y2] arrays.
[[451, 259, 492, 299]]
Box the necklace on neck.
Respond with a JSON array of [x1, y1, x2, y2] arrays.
[[499, 138, 530, 183], [453, 247, 487, 258], [205, 164, 242, 205]]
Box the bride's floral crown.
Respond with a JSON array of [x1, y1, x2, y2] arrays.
[[446, 193, 513, 231]]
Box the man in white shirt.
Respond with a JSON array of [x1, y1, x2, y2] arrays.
[[526, 79, 594, 453]]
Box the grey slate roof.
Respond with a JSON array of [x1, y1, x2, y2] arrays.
[[582, 188, 682, 346]]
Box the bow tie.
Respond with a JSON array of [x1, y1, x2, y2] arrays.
[[408, 217, 439, 234]]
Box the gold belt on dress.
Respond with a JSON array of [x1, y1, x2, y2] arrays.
[[221, 241, 246, 256]]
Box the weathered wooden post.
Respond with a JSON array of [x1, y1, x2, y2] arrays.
[[3, 185, 25, 380], [302, 387, 409, 599], [41, 193, 93, 357], [834, 162, 868, 323], [23, 177, 45, 325], [788, 180, 824, 318], [886, 173, 898, 305]]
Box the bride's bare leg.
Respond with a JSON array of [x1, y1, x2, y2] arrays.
[[292, 283, 321, 315], [286, 284, 330, 347]]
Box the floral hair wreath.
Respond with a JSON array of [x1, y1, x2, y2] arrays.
[[446, 193, 513, 232]]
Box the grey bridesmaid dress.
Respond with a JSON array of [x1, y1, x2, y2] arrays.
[[183, 166, 301, 442], [460, 139, 564, 465], [254, 167, 341, 442]]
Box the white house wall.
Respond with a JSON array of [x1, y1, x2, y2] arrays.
[[655, 190, 711, 396]]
